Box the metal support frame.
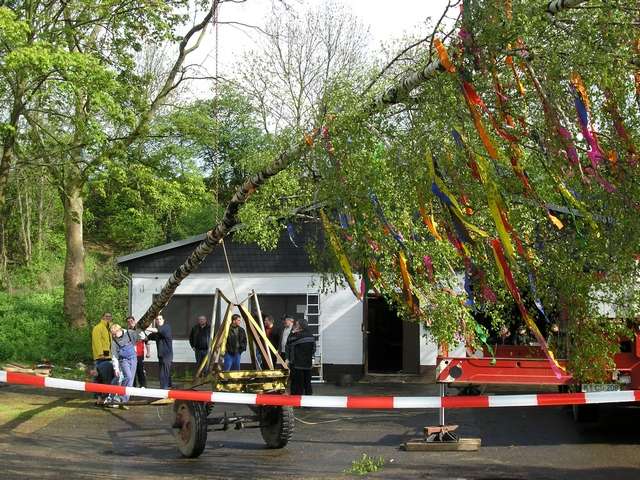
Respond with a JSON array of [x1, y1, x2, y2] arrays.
[[423, 383, 460, 444]]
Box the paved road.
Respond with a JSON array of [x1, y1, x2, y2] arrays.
[[0, 383, 639, 479]]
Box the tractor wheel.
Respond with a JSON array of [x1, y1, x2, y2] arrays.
[[173, 400, 208, 458], [572, 404, 599, 423], [259, 405, 294, 448]]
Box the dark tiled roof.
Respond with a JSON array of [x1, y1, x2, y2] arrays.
[[117, 224, 321, 274]]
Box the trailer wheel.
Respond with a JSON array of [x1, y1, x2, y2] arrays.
[[572, 404, 599, 423], [259, 405, 294, 448], [173, 400, 208, 458]]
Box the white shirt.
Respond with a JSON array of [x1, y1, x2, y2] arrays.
[[280, 325, 292, 353]]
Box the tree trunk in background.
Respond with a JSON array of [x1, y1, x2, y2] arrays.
[[0, 217, 7, 280], [0, 83, 25, 215], [36, 173, 45, 256], [62, 177, 86, 327]]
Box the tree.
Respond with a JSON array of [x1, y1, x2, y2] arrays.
[[140, 0, 640, 382], [236, 0, 369, 133], [4, 0, 219, 326], [84, 85, 269, 251]]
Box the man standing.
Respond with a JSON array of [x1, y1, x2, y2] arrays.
[[279, 316, 294, 360], [91, 313, 114, 405], [147, 315, 173, 389], [223, 314, 247, 371], [127, 315, 149, 388], [286, 319, 316, 395], [189, 315, 211, 367]]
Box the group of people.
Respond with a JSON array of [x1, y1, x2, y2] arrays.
[[91, 309, 316, 408], [91, 313, 173, 408]]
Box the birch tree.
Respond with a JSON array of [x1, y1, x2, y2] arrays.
[[237, 0, 369, 133]]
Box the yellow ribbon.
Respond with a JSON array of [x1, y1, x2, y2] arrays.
[[320, 210, 361, 299]]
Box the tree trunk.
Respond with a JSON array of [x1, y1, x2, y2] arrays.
[[36, 173, 45, 257], [16, 180, 32, 264], [0, 217, 7, 281], [0, 83, 25, 214], [62, 178, 86, 327]]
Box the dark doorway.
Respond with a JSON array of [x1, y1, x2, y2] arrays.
[[365, 296, 403, 373]]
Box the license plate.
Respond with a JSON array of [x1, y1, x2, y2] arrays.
[[580, 383, 620, 393]]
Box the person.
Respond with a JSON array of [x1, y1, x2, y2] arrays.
[[286, 319, 316, 395], [105, 323, 141, 407], [279, 316, 294, 360], [263, 314, 279, 348], [223, 314, 247, 371], [127, 316, 149, 388], [147, 315, 173, 389], [257, 313, 279, 368], [189, 315, 211, 367], [91, 312, 114, 406]]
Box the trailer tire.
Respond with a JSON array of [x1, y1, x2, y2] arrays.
[[259, 406, 294, 448], [174, 400, 208, 458], [572, 404, 599, 423]]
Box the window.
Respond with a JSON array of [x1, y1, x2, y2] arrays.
[[153, 294, 216, 340]]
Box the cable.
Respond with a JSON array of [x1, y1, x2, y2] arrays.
[[221, 238, 239, 304]]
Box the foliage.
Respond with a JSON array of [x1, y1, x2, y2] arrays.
[[345, 453, 385, 476], [1, 0, 639, 381], [233, 1, 640, 381], [0, 252, 127, 364]]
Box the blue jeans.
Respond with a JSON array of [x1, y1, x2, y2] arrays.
[[159, 356, 172, 389], [223, 352, 241, 371], [95, 360, 114, 401], [108, 356, 137, 404]]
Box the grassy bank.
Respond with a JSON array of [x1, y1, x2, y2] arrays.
[[0, 250, 128, 366]]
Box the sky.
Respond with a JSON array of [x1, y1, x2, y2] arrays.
[[190, 0, 451, 91]]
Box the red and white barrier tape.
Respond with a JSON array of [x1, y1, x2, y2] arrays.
[[1, 370, 639, 409]]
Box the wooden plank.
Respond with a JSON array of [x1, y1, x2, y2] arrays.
[[402, 437, 481, 452]]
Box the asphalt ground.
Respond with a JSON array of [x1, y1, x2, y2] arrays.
[[0, 382, 639, 480]]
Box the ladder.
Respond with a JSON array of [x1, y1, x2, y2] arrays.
[[305, 292, 323, 382]]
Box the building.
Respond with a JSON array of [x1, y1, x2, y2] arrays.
[[116, 227, 440, 382]]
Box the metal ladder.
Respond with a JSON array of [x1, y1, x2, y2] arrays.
[[305, 292, 323, 382]]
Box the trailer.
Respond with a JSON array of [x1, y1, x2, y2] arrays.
[[435, 332, 640, 421], [171, 289, 294, 457]]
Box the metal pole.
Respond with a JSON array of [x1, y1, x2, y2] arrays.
[[438, 383, 446, 426]]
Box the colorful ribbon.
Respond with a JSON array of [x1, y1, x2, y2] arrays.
[[491, 239, 565, 379], [287, 223, 298, 247], [320, 210, 361, 300]]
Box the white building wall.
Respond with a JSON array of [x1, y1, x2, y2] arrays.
[[419, 324, 464, 367], [131, 273, 364, 366]]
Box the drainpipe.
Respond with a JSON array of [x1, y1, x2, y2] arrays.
[[117, 267, 132, 316]]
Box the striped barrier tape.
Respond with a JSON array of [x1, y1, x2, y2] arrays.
[[1, 370, 639, 409]]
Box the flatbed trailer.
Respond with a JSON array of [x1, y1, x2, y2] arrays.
[[436, 332, 640, 389]]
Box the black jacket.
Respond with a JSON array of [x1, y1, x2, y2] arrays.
[[189, 324, 211, 351], [285, 329, 316, 370], [148, 323, 173, 359], [226, 325, 247, 355]]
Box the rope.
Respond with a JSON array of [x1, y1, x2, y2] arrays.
[[221, 238, 239, 304]]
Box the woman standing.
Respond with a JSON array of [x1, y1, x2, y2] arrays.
[[105, 324, 141, 407]]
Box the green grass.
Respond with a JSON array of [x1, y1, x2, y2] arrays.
[[344, 454, 385, 476]]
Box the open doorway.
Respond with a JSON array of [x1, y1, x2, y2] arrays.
[[364, 296, 421, 374], [365, 296, 403, 373]]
